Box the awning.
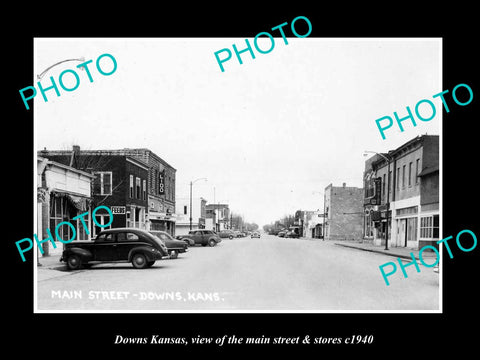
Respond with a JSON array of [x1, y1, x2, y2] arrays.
[[149, 211, 177, 222], [50, 191, 92, 212], [66, 194, 90, 212]]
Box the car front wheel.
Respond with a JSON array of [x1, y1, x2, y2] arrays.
[[208, 239, 217, 247], [132, 253, 148, 269], [169, 250, 178, 259], [66, 254, 82, 270]]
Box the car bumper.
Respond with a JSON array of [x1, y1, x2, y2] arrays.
[[168, 247, 188, 253], [153, 252, 169, 260]]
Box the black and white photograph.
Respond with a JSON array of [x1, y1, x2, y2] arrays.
[[32, 37, 441, 312], [8, 6, 479, 356]]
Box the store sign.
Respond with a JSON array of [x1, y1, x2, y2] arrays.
[[158, 170, 165, 195], [111, 206, 126, 214]]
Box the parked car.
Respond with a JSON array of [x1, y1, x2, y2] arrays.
[[219, 230, 235, 239], [285, 226, 301, 238], [175, 235, 194, 247], [277, 230, 286, 237], [285, 230, 300, 238], [150, 231, 188, 259], [251, 231, 260, 238], [179, 230, 222, 247], [60, 228, 169, 270]]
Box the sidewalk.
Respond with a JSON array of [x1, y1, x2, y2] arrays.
[[333, 240, 436, 260], [37, 255, 67, 271]]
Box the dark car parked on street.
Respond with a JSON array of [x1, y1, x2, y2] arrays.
[[60, 228, 170, 270], [218, 229, 235, 239], [177, 230, 222, 247], [176, 235, 195, 246], [150, 231, 188, 259]]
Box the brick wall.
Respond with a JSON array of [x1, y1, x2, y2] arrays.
[[326, 185, 364, 241]]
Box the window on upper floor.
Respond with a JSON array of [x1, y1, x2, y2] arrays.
[[416, 159, 420, 184], [408, 162, 412, 186], [136, 177, 141, 199], [129, 175, 134, 198], [142, 179, 147, 200], [94, 172, 112, 195]]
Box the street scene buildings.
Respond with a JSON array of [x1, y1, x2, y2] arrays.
[[363, 135, 439, 250]]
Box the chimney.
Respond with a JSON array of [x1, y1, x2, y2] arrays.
[[70, 145, 80, 167]]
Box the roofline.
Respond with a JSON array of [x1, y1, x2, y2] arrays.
[[38, 157, 96, 178]]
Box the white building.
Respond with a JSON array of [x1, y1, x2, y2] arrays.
[[303, 210, 325, 239], [37, 156, 95, 257], [175, 197, 207, 235]]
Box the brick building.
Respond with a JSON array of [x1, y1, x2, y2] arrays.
[[324, 183, 364, 241], [116, 148, 177, 235], [38, 147, 149, 235], [363, 135, 439, 249]]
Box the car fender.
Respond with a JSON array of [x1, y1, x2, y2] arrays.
[[64, 247, 93, 262], [128, 246, 157, 262], [182, 237, 195, 245]]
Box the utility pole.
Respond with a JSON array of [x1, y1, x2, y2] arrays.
[[190, 178, 207, 231]]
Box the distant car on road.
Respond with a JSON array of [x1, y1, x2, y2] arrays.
[[150, 231, 188, 259], [219, 230, 235, 239], [60, 228, 169, 270], [277, 230, 286, 237], [251, 231, 260, 238], [177, 230, 222, 247]]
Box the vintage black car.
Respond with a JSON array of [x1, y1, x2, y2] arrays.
[[150, 231, 188, 259], [60, 228, 169, 270]]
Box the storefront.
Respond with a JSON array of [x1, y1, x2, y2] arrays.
[[148, 211, 176, 236], [391, 202, 420, 249], [37, 157, 95, 257]]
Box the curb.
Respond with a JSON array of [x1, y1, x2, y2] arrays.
[[38, 263, 68, 271], [334, 243, 430, 260]]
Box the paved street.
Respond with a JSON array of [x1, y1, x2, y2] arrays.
[[36, 234, 439, 311]]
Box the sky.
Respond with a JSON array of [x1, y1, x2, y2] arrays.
[[34, 38, 441, 227]]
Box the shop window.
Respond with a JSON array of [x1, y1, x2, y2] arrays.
[[420, 215, 439, 239]]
